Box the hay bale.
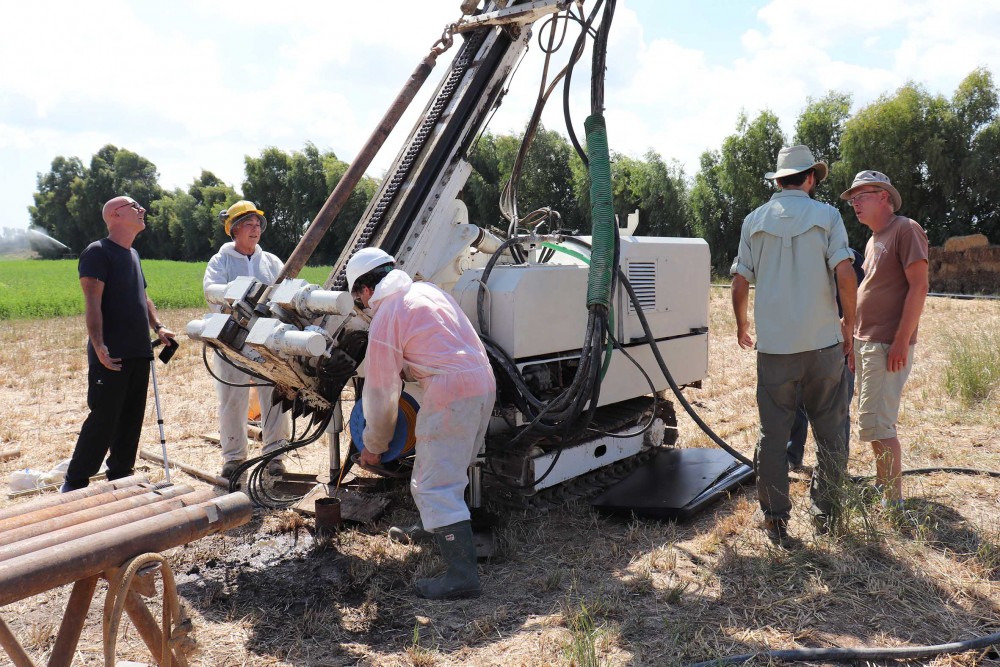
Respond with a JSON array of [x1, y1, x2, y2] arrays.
[[942, 234, 989, 252]]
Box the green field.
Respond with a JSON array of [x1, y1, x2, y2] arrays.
[[0, 259, 332, 320]]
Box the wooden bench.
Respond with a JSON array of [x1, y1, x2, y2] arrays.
[[0, 476, 252, 666]]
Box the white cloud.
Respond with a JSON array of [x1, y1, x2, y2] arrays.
[[581, 0, 1000, 176], [3, 0, 1000, 230]]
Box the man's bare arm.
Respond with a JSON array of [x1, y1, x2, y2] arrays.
[[81, 277, 120, 371], [887, 259, 928, 371], [834, 258, 858, 360], [731, 274, 753, 350], [146, 294, 175, 344]]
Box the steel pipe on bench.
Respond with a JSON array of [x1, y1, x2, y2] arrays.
[[0, 475, 150, 530], [0, 487, 216, 563], [0, 492, 252, 606], [0, 484, 194, 548]]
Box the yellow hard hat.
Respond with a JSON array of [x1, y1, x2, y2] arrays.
[[219, 200, 267, 236]]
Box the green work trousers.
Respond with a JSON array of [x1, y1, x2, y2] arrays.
[[755, 344, 850, 521]]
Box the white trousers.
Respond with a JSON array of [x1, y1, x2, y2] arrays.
[[214, 355, 290, 463], [411, 387, 493, 531]]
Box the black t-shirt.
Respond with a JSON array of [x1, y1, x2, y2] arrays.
[[78, 238, 153, 363], [836, 248, 866, 318]]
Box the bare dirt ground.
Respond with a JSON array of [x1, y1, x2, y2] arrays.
[[1, 290, 999, 666]]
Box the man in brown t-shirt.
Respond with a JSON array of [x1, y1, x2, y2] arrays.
[[840, 171, 929, 508]]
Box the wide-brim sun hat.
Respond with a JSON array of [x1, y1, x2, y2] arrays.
[[839, 170, 902, 212], [764, 145, 829, 182]]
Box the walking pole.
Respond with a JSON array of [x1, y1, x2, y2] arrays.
[[150, 339, 179, 484]]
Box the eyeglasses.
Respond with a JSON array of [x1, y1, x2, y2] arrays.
[[113, 200, 143, 214], [847, 190, 882, 205]]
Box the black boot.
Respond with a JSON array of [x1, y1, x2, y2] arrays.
[[414, 521, 481, 599], [389, 521, 434, 545]]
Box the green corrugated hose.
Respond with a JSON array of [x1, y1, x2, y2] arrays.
[[584, 113, 615, 309]]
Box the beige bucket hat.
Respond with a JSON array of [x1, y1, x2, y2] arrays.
[[764, 145, 829, 182], [839, 170, 902, 212]]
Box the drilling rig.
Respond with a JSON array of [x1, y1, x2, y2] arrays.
[[187, 0, 752, 516]]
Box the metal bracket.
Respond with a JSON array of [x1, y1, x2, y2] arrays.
[[450, 0, 568, 33]]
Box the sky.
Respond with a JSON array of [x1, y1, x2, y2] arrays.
[[2, 0, 1000, 232]]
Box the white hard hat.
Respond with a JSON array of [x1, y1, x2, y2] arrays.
[[346, 247, 395, 293]]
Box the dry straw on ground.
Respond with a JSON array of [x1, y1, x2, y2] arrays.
[[0, 292, 998, 666]]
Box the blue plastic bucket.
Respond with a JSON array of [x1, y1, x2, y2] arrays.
[[349, 391, 420, 462]]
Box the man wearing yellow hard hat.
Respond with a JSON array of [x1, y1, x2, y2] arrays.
[[203, 201, 290, 480]]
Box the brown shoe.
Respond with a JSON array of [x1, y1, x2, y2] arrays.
[[788, 461, 814, 477], [761, 517, 789, 545], [220, 459, 246, 480], [813, 513, 834, 536], [266, 459, 286, 477]]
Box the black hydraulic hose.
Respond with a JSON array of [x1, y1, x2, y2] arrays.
[[229, 407, 331, 504], [203, 345, 275, 388], [482, 370, 586, 490], [620, 272, 753, 467], [477, 238, 605, 428], [477, 236, 519, 337], [852, 467, 1000, 484], [590, 0, 614, 114], [901, 466, 1000, 478], [685, 630, 1000, 667], [584, 333, 658, 439], [560, 236, 753, 468], [563, 0, 605, 166]]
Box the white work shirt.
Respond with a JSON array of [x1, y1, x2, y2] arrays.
[[203, 242, 284, 313], [730, 189, 852, 354]]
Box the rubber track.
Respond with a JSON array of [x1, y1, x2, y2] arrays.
[[486, 446, 660, 512]]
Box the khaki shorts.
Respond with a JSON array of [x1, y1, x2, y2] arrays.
[[854, 339, 915, 442]]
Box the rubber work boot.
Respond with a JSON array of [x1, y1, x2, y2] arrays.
[[389, 521, 434, 545], [414, 521, 481, 599]]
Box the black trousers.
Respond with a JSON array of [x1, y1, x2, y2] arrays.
[[64, 358, 150, 490]]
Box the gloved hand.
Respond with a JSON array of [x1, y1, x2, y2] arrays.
[[321, 348, 358, 385]]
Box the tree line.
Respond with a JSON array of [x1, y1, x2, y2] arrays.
[[31, 68, 999, 272]]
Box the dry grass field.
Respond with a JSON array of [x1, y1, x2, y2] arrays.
[[0, 288, 998, 666]]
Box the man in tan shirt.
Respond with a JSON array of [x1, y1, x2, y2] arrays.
[[841, 171, 929, 508]]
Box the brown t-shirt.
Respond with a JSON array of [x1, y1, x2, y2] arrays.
[[856, 216, 929, 345]]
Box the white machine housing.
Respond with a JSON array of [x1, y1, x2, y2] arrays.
[[454, 236, 710, 408]]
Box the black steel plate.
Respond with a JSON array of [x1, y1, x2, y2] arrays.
[[590, 448, 753, 521]]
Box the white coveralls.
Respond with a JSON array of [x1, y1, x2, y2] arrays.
[[204, 242, 290, 464], [363, 270, 496, 530]]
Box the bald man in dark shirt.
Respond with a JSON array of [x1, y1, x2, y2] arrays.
[[62, 196, 175, 491]]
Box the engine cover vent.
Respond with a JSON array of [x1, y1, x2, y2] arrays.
[[627, 261, 656, 313]]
